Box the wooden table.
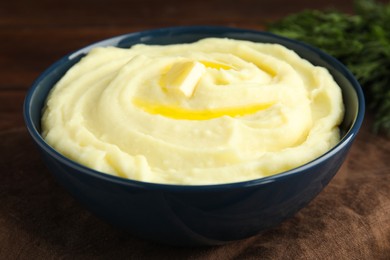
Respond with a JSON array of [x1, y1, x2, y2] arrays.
[[1, 0, 390, 258]]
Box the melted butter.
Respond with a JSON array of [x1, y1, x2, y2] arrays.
[[199, 60, 233, 70], [200, 59, 276, 77], [258, 65, 276, 77], [133, 98, 274, 120]]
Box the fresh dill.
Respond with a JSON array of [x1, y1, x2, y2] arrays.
[[268, 0, 390, 135]]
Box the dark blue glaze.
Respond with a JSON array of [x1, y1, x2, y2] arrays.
[[24, 26, 365, 246]]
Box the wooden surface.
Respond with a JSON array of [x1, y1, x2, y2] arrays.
[[1, 0, 390, 259]]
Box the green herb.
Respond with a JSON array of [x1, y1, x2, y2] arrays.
[[268, 0, 390, 135]]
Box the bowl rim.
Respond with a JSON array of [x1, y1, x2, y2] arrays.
[[23, 25, 365, 191]]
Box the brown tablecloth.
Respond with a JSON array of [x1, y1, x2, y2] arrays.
[[1, 115, 389, 259]]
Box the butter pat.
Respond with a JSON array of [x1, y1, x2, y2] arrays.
[[163, 60, 205, 97]]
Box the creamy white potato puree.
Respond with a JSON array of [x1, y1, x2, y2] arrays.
[[41, 38, 344, 185]]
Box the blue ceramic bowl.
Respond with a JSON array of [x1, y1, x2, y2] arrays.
[[24, 26, 365, 246]]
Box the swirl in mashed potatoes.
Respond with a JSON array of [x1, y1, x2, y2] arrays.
[[41, 38, 344, 185]]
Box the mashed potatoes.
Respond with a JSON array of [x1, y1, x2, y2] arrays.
[[41, 38, 344, 185]]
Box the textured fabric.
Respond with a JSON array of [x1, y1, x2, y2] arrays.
[[1, 117, 390, 259]]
